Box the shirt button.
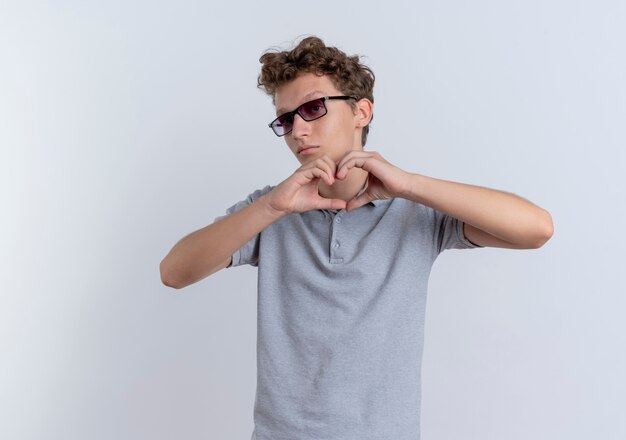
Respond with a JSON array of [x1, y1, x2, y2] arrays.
[[335, 217, 342, 224], [333, 242, 340, 248]]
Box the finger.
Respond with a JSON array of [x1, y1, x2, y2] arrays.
[[337, 156, 372, 180], [316, 157, 337, 184], [305, 157, 335, 184], [316, 197, 347, 211], [336, 151, 370, 175], [345, 191, 372, 212], [337, 151, 387, 176], [303, 166, 334, 186], [298, 161, 335, 185], [320, 154, 338, 176]]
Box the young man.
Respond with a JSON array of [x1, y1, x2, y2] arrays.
[[160, 36, 553, 440]]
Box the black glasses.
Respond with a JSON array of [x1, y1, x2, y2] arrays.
[[268, 95, 357, 137]]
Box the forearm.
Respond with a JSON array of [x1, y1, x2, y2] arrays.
[[160, 194, 285, 289], [402, 173, 553, 247]]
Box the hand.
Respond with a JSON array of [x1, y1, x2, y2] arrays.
[[266, 155, 348, 214], [336, 150, 412, 211]]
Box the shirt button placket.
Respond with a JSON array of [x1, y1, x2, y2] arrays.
[[330, 213, 344, 264]]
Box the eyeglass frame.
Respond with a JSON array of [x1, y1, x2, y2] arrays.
[[268, 95, 358, 137]]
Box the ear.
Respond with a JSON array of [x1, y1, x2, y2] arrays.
[[353, 98, 373, 128]]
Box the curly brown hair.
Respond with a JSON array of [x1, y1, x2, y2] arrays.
[[258, 36, 375, 147]]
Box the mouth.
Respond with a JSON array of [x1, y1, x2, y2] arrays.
[[297, 145, 319, 154]]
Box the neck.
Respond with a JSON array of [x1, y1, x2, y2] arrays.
[[318, 168, 369, 203]]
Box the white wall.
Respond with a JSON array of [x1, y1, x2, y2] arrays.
[[1, 0, 625, 439]]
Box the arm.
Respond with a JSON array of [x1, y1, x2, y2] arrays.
[[160, 194, 285, 289], [336, 151, 554, 249], [160, 155, 348, 289], [403, 174, 553, 249]]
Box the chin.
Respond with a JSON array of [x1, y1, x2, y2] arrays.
[[296, 150, 322, 163]]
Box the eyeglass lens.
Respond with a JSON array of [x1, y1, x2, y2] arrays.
[[272, 99, 327, 136]]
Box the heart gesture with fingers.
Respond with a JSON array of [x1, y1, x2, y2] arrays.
[[265, 155, 349, 215], [336, 150, 413, 211]]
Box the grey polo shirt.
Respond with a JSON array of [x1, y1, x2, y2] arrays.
[[215, 184, 481, 440]]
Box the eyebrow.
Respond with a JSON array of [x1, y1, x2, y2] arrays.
[[276, 90, 326, 116]]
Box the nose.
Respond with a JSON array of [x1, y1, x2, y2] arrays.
[[290, 112, 311, 140]]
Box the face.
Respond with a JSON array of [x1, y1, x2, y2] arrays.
[[273, 72, 366, 165]]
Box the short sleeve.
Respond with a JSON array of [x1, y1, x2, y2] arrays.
[[433, 208, 484, 255], [213, 185, 274, 268]]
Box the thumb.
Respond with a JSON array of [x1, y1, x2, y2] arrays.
[[317, 197, 347, 211], [346, 192, 372, 212]]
